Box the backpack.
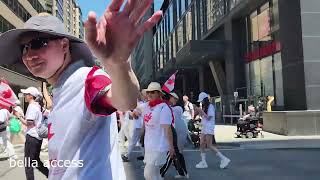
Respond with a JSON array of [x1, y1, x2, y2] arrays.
[[37, 116, 48, 138]]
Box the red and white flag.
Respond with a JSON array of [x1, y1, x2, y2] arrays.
[[162, 71, 178, 93], [0, 79, 18, 110]]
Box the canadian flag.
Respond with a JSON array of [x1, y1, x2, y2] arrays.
[[162, 71, 178, 93], [0, 79, 18, 110]]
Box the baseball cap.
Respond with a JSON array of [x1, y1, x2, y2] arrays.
[[197, 92, 209, 102], [21, 87, 42, 97]]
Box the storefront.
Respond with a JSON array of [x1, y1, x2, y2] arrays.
[[244, 0, 284, 110]]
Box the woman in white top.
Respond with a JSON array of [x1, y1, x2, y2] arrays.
[[195, 92, 231, 169], [0, 108, 17, 160]]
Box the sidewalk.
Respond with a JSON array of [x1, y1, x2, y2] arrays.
[[214, 125, 320, 149]]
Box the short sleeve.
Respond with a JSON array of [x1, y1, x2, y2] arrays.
[[25, 104, 38, 121], [208, 104, 215, 117], [160, 104, 173, 125], [189, 103, 194, 110], [85, 66, 116, 116]]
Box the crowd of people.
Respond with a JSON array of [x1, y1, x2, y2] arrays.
[[116, 83, 231, 179]]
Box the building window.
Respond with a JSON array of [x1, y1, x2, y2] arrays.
[[0, 15, 16, 33], [169, 4, 174, 33], [27, 0, 45, 13], [177, 20, 184, 51], [173, 31, 176, 58], [185, 9, 192, 43], [206, 0, 225, 31], [245, 1, 283, 107], [177, 0, 180, 21], [181, 0, 186, 16], [193, 2, 198, 40], [1, 0, 32, 22]]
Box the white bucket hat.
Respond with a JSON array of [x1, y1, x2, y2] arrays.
[[21, 87, 42, 98], [145, 82, 163, 93], [197, 92, 209, 102], [169, 92, 179, 99], [0, 13, 94, 71]]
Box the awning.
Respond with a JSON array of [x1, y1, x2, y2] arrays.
[[176, 40, 225, 66]]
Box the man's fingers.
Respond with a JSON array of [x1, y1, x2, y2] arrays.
[[107, 0, 125, 12], [122, 0, 136, 16], [84, 11, 98, 45], [136, 11, 162, 37], [130, 0, 153, 25]]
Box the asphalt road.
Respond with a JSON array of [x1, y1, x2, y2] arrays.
[[1, 147, 319, 180]]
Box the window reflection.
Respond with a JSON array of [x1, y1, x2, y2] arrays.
[[186, 9, 193, 42]]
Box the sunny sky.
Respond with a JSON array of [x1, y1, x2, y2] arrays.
[[77, 0, 164, 21]]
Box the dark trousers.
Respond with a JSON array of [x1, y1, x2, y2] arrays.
[[160, 126, 188, 177], [25, 134, 49, 180]]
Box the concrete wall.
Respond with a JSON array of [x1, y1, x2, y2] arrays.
[[278, 0, 307, 110], [263, 111, 320, 136], [300, 0, 320, 110]]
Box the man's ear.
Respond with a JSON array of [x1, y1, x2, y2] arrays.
[[61, 38, 70, 53]]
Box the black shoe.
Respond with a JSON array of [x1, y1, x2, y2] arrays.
[[121, 155, 130, 162], [137, 156, 144, 161]]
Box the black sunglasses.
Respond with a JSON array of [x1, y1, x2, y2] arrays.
[[21, 37, 60, 55]]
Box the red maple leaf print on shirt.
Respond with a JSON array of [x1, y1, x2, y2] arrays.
[[144, 112, 152, 123], [48, 123, 55, 141]]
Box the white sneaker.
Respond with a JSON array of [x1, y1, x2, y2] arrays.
[[220, 157, 231, 169], [195, 161, 208, 169], [175, 174, 189, 179]]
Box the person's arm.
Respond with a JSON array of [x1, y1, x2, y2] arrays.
[[160, 105, 175, 158], [42, 82, 52, 109], [190, 104, 195, 119], [162, 124, 175, 158], [84, 0, 162, 111]]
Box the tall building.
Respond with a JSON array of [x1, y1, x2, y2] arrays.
[[131, 7, 154, 87], [49, 0, 83, 39], [150, 0, 320, 135]]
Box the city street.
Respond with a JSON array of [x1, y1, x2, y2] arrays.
[[0, 142, 319, 180]]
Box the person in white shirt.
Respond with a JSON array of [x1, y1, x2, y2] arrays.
[[195, 92, 231, 169], [124, 91, 146, 162], [182, 95, 194, 128], [167, 92, 189, 178], [0, 0, 162, 179], [141, 82, 175, 180], [15, 87, 49, 180], [0, 108, 17, 160]]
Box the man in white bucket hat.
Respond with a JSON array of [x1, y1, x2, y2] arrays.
[[138, 82, 175, 180], [0, 0, 163, 179]]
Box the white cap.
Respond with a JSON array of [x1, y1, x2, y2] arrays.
[[197, 92, 209, 102], [21, 87, 42, 97], [169, 92, 179, 99]]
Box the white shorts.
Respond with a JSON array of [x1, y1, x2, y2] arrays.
[[144, 151, 167, 166], [201, 125, 215, 135]]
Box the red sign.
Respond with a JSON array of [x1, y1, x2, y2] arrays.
[[244, 41, 281, 63]]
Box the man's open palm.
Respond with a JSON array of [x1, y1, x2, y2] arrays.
[[84, 0, 162, 65]]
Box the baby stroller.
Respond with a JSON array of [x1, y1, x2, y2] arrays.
[[188, 120, 201, 148]]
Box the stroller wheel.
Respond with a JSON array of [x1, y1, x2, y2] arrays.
[[246, 132, 254, 139], [241, 134, 246, 139]]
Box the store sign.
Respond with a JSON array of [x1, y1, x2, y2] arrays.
[[244, 41, 281, 63]]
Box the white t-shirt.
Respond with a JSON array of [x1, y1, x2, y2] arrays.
[[172, 106, 188, 135], [201, 104, 215, 130], [48, 61, 125, 180], [25, 102, 43, 140], [183, 101, 194, 120], [133, 101, 144, 129], [0, 109, 10, 123], [142, 102, 173, 152]]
